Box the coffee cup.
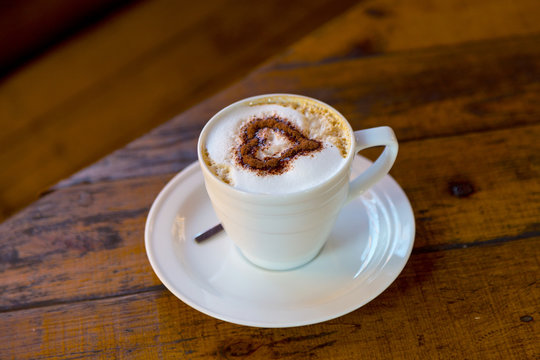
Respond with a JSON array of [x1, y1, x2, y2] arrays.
[[197, 94, 398, 270]]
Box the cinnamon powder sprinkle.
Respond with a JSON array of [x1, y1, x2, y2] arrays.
[[237, 116, 322, 175]]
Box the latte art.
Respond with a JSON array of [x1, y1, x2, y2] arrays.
[[237, 116, 322, 174], [203, 96, 351, 194]]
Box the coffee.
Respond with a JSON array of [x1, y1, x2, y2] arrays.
[[202, 95, 351, 194], [198, 94, 398, 270]]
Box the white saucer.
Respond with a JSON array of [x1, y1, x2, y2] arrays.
[[145, 157, 415, 328]]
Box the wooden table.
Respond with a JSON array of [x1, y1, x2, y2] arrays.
[[1, 1, 539, 358]]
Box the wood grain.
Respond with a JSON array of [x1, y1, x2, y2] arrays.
[[0, 239, 537, 359], [1, 124, 537, 312], [278, 0, 540, 64], [0, 0, 358, 221], [1, 0, 539, 358], [0, 174, 166, 312], [55, 33, 540, 187], [3, 0, 540, 221]]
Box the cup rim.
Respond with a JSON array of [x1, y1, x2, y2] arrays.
[[197, 93, 355, 200]]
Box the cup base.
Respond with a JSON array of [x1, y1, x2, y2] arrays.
[[237, 244, 325, 271]]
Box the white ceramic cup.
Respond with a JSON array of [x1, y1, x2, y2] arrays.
[[197, 94, 398, 270]]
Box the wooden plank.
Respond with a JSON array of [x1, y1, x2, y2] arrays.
[[55, 33, 540, 187], [1, 124, 538, 311], [6, 0, 538, 162], [0, 238, 537, 359], [0, 0, 226, 141], [394, 124, 540, 248], [277, 0, 540, 64], [2, 0, 540, 221], [0, 0, 359, 220], [0, 1, 537, 357], [245, 34, 540, 139], [0, 175, 168, 311]]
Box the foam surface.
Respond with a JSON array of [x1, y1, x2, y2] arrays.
[[204, 102, 349, 194]]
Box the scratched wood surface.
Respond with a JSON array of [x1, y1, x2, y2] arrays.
[[0, 239, 537, 358], [1, 0, 539, 359], [2, 124, 538, 312]]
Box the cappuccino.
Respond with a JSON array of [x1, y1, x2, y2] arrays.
[[202, 95, 351, 194], [198, 94, 398, 269]]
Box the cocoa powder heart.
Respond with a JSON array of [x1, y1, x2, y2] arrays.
[[237, 116, 322, 174]]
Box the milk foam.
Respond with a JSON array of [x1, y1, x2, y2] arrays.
[[204, 100, 350, 194]]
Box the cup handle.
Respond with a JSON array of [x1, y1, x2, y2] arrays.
[[347, 126, 399, 203]]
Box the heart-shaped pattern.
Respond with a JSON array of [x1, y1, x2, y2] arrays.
[[237, 116, 322, 174]]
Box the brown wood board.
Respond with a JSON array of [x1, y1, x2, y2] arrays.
[[1, 0, 539, 358], [0, 0, 358, 220], [3, 0, 540, 221], [1, 124, 538, 312], [53, 33, 540, 188], [0, 239, 537, 359]]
